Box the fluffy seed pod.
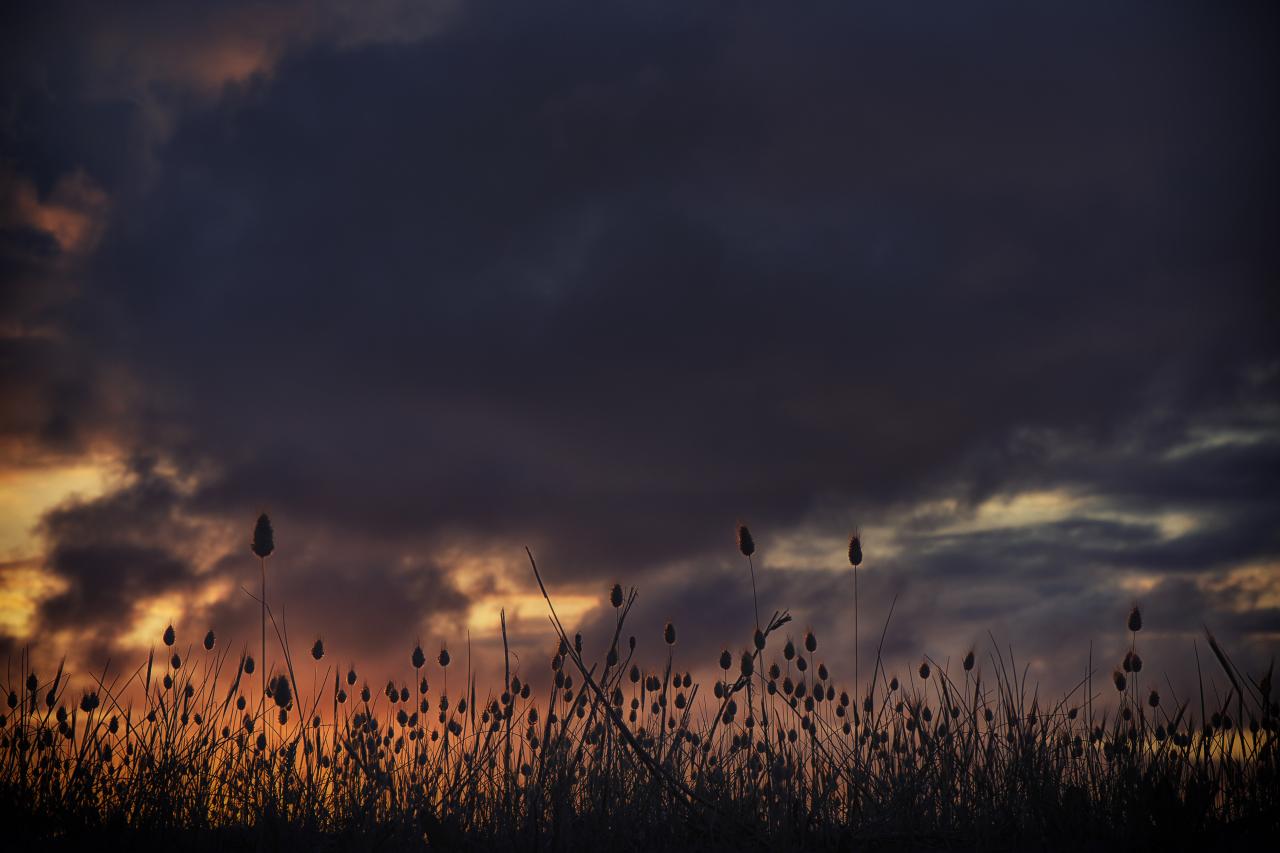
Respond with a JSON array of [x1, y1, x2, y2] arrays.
[[848, 535, 863, 567], [740, 651, 754, 679], [243, 656, 255, 675], [1113, 670, 1127, 692], [251, 513, 275, 558], [311, 638, 325, 661], [805, 631, 817, 653], [163, 625, 176, 647], [737, 525, 755, 557], [1127, 607, 1142, 633], [963, 650, 975, 672], [664, 623, 677, 645], [610, 584, 624, 608], [412, 646, 425, 669], [918, 660, 930, 680], [720, 650, 732, 671], [204, 630, 216, 651], [273, 676, 292, 709], [753, 629, 766, 651], [1148, 690, 1160, 708], [438, 648, 451, 668], [784, 640, 795, 661]]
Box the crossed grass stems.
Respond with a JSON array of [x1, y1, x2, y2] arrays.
[[1, 524, 1277, 848]]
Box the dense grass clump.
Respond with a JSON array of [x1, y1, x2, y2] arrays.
[[0, 534, 1276, 851]]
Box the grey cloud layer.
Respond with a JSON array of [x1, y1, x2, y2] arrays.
[[1, 1, 1277, 689]]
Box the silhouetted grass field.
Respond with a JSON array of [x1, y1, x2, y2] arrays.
[[2, 518, 1276, 851]]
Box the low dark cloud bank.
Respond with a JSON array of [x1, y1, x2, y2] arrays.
[[2, 1, 1277, 689]]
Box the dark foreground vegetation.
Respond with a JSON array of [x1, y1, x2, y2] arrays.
[[2, 520, 1276, 851]]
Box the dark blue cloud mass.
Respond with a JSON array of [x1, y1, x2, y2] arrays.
[[1, 0, 1277, 691]]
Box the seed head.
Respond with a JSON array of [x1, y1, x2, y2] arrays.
[[737, 524, 755, 557], [804, 631, 817, 653], [753, 629, 766, 651], [163, 625, 176, 647], [273, 675, 292, 709], [963, 650, 975, 672], [664, 623, 677, 645], [347, 667, 357, 685], [203, 630, 216, 651], [783, 639, 795, 661], [438, 648, 451, 668], [1148, 689, 1160, 708], [412, 645, 426, 669], [310, 638, 324, 661], [1112, 670, 1127, 692], [243, 656, 255, 675], [251, 513, 275, 558], [610, 584, 624, 608], [918, 660, 930, 680], [848, 534, 863, 567], [740, 651, 754, 679], [720, 650, 732, 671], [1127, 606, 1142, 633]]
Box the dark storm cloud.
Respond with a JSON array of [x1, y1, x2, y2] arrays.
[[2, 2, 1277, 687]]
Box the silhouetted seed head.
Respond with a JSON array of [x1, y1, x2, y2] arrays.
[[890, 676, 899, 691], [1128, 606, 1142, 633], [438, 648, 451, 668], [361, 684, 371, 703], [720, 650, 732, 671], [163, 625, 175, 647], [918, 660, 930, 680], [818, 663, 829, 681], [575, 633, 583, 653], [251, 513, 275, 558], [79, 692, 99, 713], [1148, 690, 1160, 708], [753, 629, 766, 651], [273, 676, 292, 709], [740, 651, 754, 679], [737, 525, 755, 557], [610, 584, 624, 608], [347, 667, 357, 685], [963, 650, 975, 672], [171, 653, 181, 670], [848, 535, 863, 567], [805, 631, 817, 653], [244, 656, 255, 675], [311, 638, 324, 661], [203, 630, 215, 651], [768, 663, 781, 680], [664, 623, 677, 645], [784, 639, 795, 661], [412, 645, 425, 669], [1113, 670, 1127, 692], [26, 673, 37, 693], [1130, 652, 1142, 672]]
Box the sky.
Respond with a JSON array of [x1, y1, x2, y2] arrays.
[[1, 1, 1277, 701]]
